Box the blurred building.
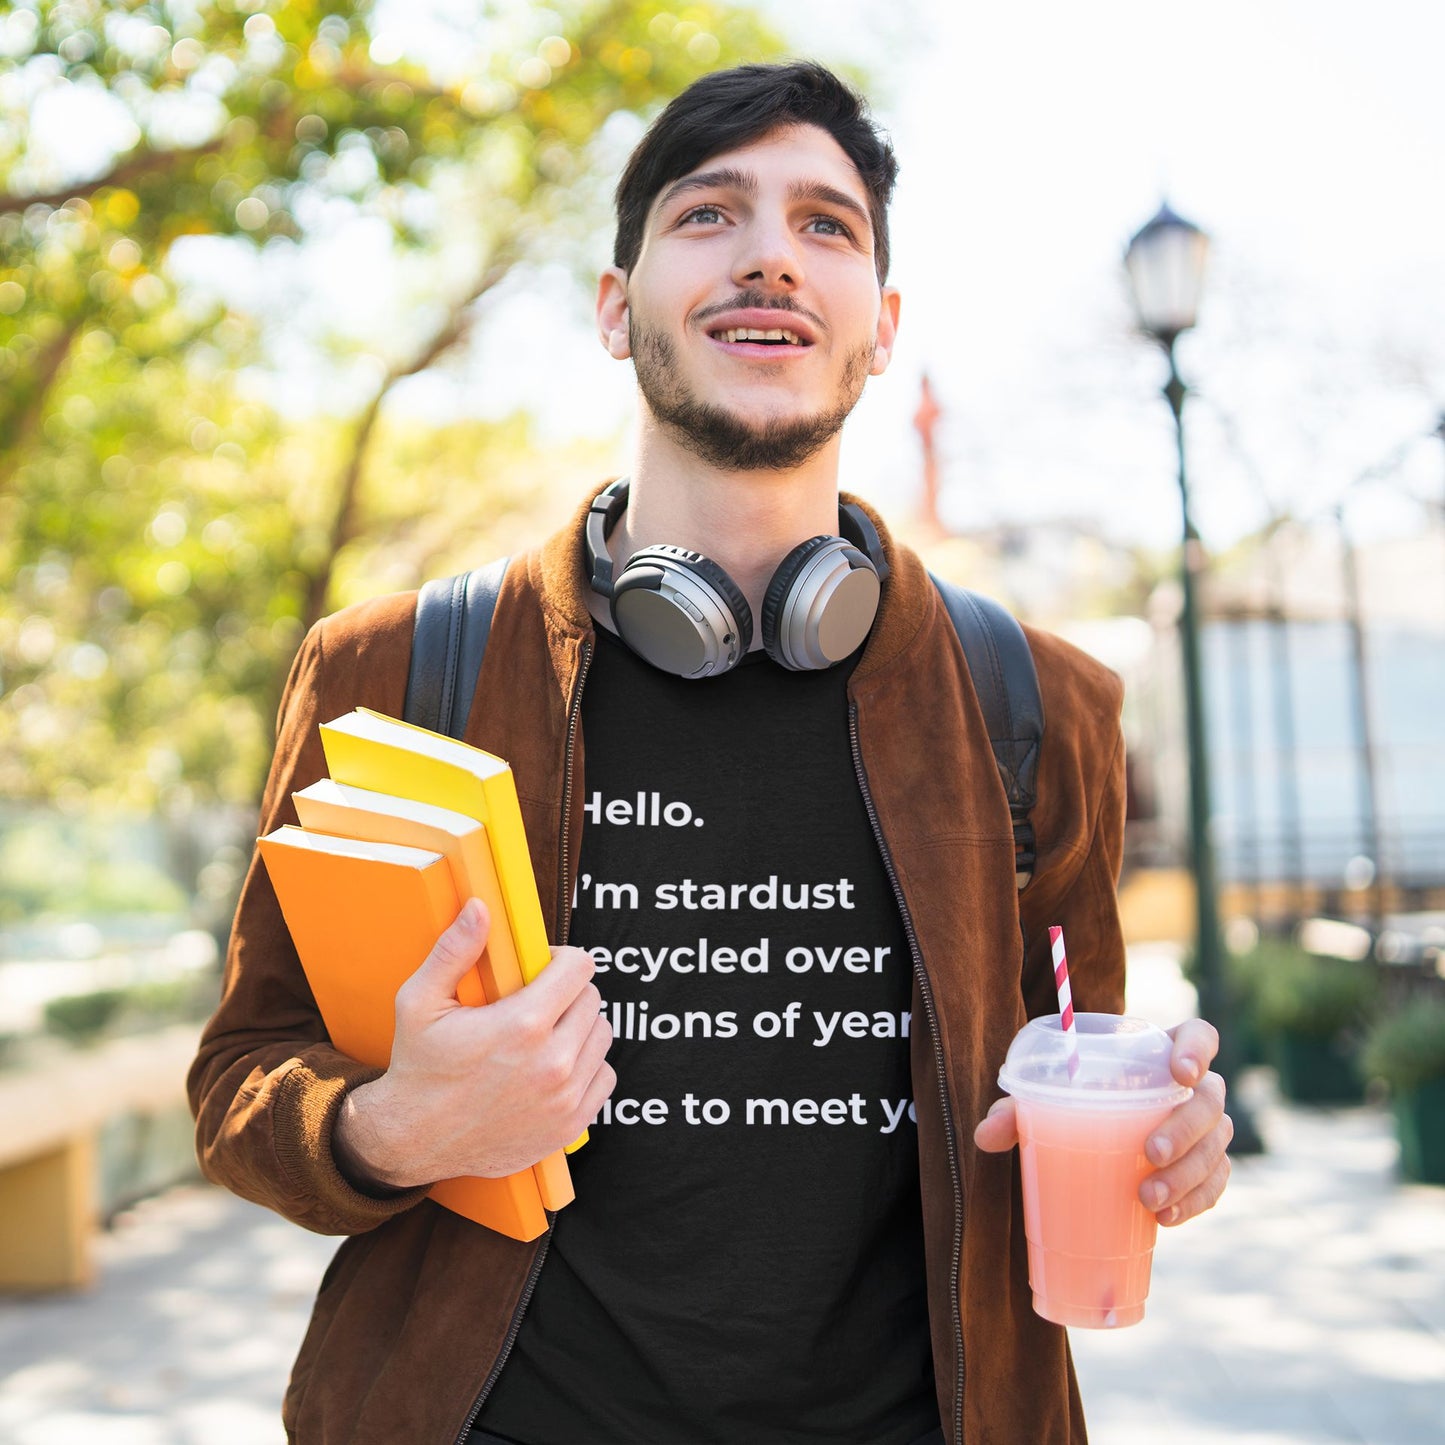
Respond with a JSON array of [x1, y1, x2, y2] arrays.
[[903, 383, 1445, 922], [1130, 524, 1445, 914]]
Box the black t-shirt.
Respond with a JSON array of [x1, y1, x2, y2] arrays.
[[477, 626, 938, 1445]]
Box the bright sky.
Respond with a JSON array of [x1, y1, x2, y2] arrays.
[[863, 0, 1445, 551], [24, 0, 1443, 554], [419, 0, 1445, 553]]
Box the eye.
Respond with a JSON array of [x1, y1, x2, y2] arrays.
[[679, 203, 726, 226], [806, 214, 854, 240]]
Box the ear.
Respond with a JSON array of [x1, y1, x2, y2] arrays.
[[869, 286, 901, 376], [596, 267, 632, 360]]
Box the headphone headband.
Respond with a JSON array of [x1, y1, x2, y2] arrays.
[[586, 481, 631, 598]]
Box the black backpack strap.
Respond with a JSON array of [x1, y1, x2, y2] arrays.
[[403, 557, 510, 740], [930, 574, 1045, 889], [403, 558, 1042, 886]]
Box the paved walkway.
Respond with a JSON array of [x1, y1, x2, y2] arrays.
[[2, 950, 1442, 1443], [1069, 1075, 1445, 1444], [2, 1079, 1440, 1444], [0, 1184, 330, 1445]]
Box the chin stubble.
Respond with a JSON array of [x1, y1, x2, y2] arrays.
[[629, 322, 874, 472]]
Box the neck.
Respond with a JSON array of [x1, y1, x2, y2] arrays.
[[609, 410, 846, 624]]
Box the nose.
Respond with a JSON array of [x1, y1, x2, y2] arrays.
[[731, 216, 803, 291]]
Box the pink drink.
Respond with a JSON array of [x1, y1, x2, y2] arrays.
[[998, 1013, 1190, 1330], [1015, 1093, 1176, 1328]]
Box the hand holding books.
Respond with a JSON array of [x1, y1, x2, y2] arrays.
[[259, 709, 616, 1240], [334, 898, 615, 1196]]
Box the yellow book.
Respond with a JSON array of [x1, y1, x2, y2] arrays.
[[318, 707, 588, 1155], [257, 826, 554, 1241], [319, 709, 551, 979], [290, 778, 572, 1208]]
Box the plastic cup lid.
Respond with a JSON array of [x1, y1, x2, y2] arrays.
[[997, 1012, 1192, 1107]]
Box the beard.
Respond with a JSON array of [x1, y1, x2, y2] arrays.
[[629, 319, 874, 472]]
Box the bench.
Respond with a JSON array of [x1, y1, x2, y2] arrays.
[[0, 1024, 200, 1291]]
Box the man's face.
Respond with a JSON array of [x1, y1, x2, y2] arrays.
[[597, 124, 900, 471]]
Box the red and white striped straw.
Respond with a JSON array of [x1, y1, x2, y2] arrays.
[[1049, 925, 1081, 1082]]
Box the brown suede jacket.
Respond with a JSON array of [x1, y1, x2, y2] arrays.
[[189, 487, 1127, 1445]]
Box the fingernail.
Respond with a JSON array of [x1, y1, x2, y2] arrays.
[[1180, 1056, 1202, 1084], [1144, 1181, 1169, 1210], [1148, 1134, 1173, 1166], [1161, 1204, 1180, 1225]]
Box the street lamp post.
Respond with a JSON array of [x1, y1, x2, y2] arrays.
[[1125, 202, 1262, 1153], [1436, 413, 1445, 603], [1335, 504, 1387, 931]]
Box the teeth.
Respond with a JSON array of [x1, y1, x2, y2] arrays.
[[721, 327, 801, 345]]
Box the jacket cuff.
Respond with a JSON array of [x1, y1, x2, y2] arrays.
[[273, 1061, 431, 1231]]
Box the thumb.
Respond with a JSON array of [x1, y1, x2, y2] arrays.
[[405, 898, 491, 1004], [973, 1096, 1020, 1154]]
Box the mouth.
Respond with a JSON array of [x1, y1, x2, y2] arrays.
[[708, 325, 807, 347], [699, 306, 819, 354]]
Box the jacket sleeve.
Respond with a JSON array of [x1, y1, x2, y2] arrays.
[[186, 613, 430, 1236], [1017, 631, 1129, 1021]]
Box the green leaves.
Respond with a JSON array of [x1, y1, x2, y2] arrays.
[[1361, 998, 1445, 1095], [2, 0, 792, 810]]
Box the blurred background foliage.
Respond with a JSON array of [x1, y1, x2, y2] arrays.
[[1, 0, 790, 826]]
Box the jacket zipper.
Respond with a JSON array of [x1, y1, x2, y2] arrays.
[[452, 1228, 551, 1445], [849, 702, 966, 1445], [555, 638, 595, 941], [452, 637, 595, 1445]]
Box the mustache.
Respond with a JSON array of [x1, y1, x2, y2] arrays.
[[692, 290, 826, 333]]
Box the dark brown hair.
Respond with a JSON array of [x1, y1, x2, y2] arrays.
[[613, 61, 899, 284]]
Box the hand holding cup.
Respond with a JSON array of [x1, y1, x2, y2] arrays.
[[989, 1013, 1194, 1328]]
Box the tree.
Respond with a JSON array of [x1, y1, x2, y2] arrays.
[[0, 0, 789, 811]]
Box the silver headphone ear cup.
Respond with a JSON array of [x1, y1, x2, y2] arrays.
[[762, 538, 880, 671], [610, 545, 753, 679], [761, 535, 833, 667]]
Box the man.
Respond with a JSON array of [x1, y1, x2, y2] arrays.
[[190, 61, 1231, 1444]]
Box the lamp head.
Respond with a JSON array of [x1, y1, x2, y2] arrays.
[[1125, 200, 1210, 347]]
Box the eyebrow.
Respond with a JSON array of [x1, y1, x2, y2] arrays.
[[788, 180, 872, 237], [656, 168, 873, 240], [657, 166, 755, 213]]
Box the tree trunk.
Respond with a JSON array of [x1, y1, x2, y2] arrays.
[[0, 316, 84, 493], [257, 256, 515, 789], [295, 256, 513, 639]]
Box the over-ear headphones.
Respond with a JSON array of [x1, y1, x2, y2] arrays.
[[585, 479, 890, 680]]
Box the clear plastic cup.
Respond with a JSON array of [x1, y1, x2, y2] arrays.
[[997, 1013, 1191, 1329]]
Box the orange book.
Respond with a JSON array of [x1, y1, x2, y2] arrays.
[[257, 826, 560, 1241], [292, 779, 526, 1005], [290, 778, 571, 1209]]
